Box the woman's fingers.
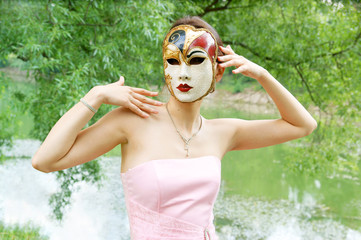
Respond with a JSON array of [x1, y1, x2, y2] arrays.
[[219, 45, 234, 55], [127, 101, 150, 118], [132, 92, 163, 106], [218, 46, 265, 78], [218, 47, 246, 70], [227, 45, 235, 54], [106, 78, 162, 117], [118, 76, 125, 85], [129, 97, 157, 116], [131, 87, 159, 97], [129, 88, 163, 117], [233, 66, 246, 74], [219, 58, 243, 68], [217, 54, 234, 62], [218, 54, 245, 62]]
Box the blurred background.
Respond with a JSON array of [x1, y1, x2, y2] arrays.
[[0, 0, 360, 239]]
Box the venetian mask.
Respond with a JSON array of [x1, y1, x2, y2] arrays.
[[163, 25, 218, 102]]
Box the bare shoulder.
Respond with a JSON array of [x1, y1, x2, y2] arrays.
[[204, 117, 250, 134], [100, 106, 149, 130], [204, 117, 247, 130], [82, 106, 155, 146], [105, 105, 163, 131], [110, 106, 140, 122]]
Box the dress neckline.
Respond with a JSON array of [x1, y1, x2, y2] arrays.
[[121, 155, 221, 175]]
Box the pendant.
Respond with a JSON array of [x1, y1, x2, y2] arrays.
[[184, 142, 189, 157]]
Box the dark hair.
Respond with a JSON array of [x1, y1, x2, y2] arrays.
[[170, 16, 224, 57]]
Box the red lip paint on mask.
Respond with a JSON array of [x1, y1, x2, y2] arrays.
[[177, 84, 193, 92]]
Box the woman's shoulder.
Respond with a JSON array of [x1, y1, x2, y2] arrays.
[[111, 106, 139, 118], [106, 106, 148, 124], [106, 105, 165, 127], [203, 117, 249, 135], [204, 117, 247, 126]]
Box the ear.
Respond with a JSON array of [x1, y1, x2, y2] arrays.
[[215, 64, 225, 83]]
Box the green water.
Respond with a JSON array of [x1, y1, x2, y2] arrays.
[[222, 147, 361, 229]]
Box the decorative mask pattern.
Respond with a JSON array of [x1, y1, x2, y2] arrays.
[[163, 25, 218, 102]]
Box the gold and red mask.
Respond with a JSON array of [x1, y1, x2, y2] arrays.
[[163, 25, 218, 102]]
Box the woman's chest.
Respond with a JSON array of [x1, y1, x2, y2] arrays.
[[128, 122, 222, 157], [121, 120, 227, 172]]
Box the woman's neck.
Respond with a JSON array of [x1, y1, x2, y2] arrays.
[[166, 97, 202, 137]]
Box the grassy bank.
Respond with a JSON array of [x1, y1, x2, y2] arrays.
[[0, 222, 48, 240]]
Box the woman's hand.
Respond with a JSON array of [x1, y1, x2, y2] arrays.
[[218, 45, 267, 80], [90, 76, 163, 118]]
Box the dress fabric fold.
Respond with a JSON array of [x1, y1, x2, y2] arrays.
[[121, 156, 221, 240]]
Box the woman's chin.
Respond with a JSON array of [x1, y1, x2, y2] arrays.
[[174, 93, 198, 103]]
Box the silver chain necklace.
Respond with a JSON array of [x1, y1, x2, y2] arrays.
[[166, 103, 202, 158]]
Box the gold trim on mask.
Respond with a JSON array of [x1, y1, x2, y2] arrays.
[[164, 73, 174, 96], [162, 25, 218, 102]]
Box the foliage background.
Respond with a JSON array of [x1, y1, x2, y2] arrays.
[[1, 0, 360, 220]]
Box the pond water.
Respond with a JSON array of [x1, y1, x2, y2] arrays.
[[0, 139, 360, 240], [217, 147, 361, 240]]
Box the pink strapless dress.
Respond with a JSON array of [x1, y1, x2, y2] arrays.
[[121, 156, 221, 240]]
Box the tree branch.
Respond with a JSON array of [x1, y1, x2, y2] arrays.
[[294, 64, 319, 106], [225, 5, 254, 10], [223, 40, 280, 62], [83, 0, 92, 22], [352, 30, 361, 46], [333, 56, 346, 86], [202, 0, 219, 13], [199, 0, 232, 17], [298, 30, 361, 63], [224, 29, 360, 68]]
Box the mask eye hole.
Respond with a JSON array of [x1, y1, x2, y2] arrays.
[[189, 57, 205, 65], [167, 58, 180, 65]]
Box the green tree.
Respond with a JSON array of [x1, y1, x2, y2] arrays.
[[0, 73, 14, 156]]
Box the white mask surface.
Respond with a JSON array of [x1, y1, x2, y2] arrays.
[[165, 47, 213, 102], [163, 25, 218, 102]]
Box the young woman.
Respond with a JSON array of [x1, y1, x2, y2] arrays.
[[32, 16, 317, 239]]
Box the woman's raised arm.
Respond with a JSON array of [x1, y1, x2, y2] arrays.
[[32, 77, 163, 173], [217, 46, 317, 151]]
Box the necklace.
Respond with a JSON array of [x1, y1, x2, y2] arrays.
[[166, 103, 202, 158]]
